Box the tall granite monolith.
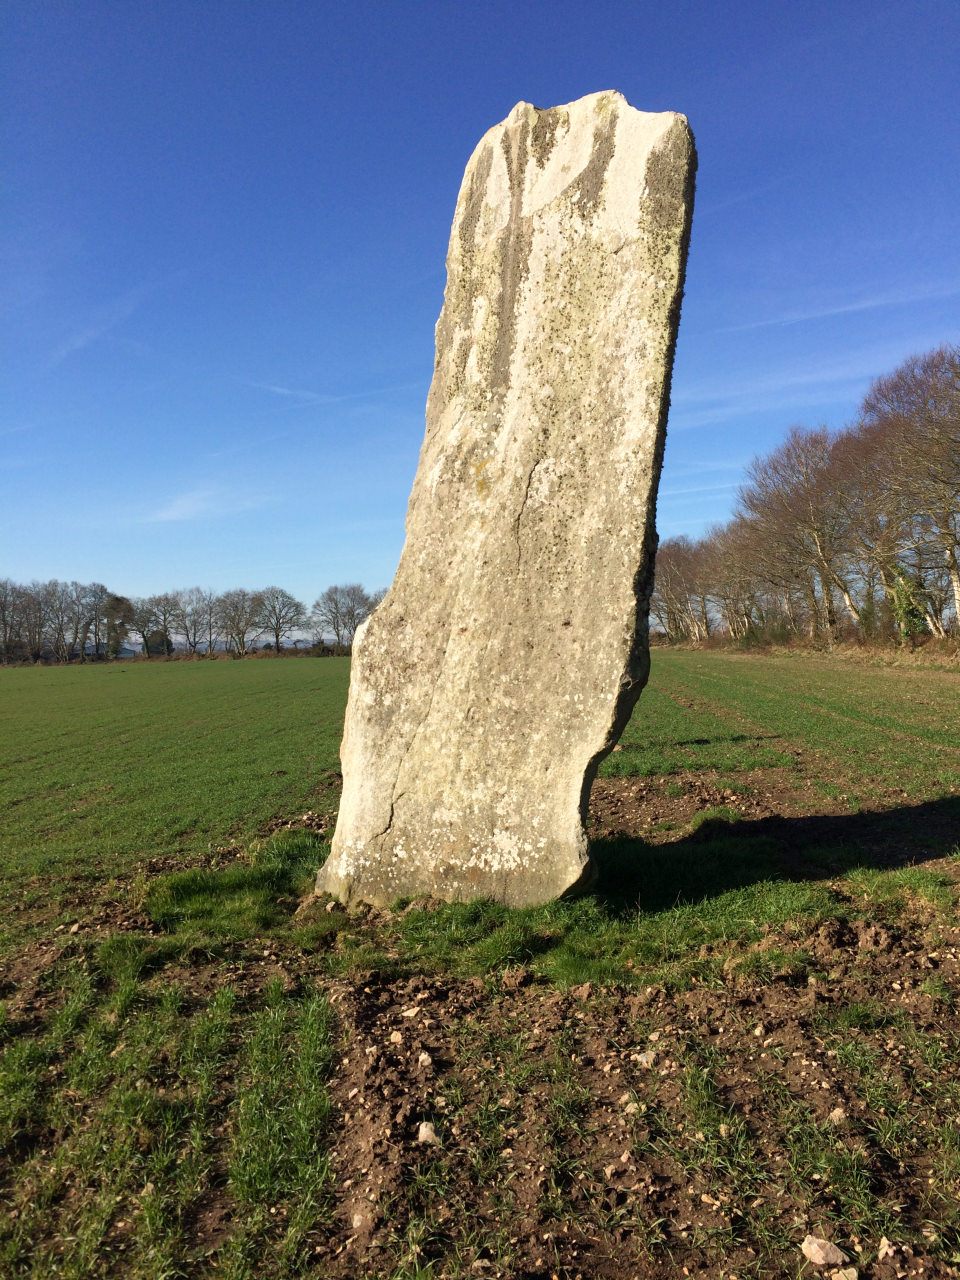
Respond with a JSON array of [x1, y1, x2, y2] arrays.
[[317, 90, 695, 908]]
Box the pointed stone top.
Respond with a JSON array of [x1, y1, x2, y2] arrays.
[[462, 90, 692, 232]]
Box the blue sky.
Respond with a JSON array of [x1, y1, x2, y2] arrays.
[[3, 0, 959, 605]]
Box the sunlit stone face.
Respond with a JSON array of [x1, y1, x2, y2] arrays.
[[317, 91, 696, 908]]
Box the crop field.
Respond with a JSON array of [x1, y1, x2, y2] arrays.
[[2, 650, 960, 1279]]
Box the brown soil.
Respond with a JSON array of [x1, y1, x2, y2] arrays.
[[589, 769, 960, 875], [3, 770, 960, 1278], [589, 767, 835, 835], [312, 907, 960, 1279], [287, 769, 960, 1276], [4, 888, 960, 1277]]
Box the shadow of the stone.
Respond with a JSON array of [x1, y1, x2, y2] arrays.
[[589, 795, 960, 917], [675, 733, 782, 748], [611, 732, 783, 751]]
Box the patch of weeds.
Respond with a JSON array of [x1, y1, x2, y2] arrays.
[[814, 780, 845, 799], [920, 975, 954, 1003], [45, 968, 99, 1045], [645, 1046, 786, 1258], [843, 865, 955, 912], [96, 932, 184, 982], [288, 911, 350, 951], [775, 1084, 885, 1232], [715, 777, 749, 795], [536, 1036, 595, 1216], [817, 1000, 906, 1034], [382, 834, 835, 991], [127, 867, 150, 912], [731, 946, 811, 986], [2, 976, 212, 1274], [689, 805, 741, 832], [0, 941, 342, 1280], [0, 1036, 50, 1152], [145, 832, 326, 940]]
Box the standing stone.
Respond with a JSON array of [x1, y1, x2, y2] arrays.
[[318, 90, 695, 908]]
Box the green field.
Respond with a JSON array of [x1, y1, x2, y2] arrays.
[[604, 649, 960, 794], [3, 651, 956, 902], [2, 650, 960, 1278], [0, 658, 349, 929]]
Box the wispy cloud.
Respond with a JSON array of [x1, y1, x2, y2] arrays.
[[694, 174, 790, 219], [669, 334, 953, 430], [669, 345, 943, 435], [659, 482, 738, 497], [717, 280, 960, 335], [145, 485, 272, 523], [248, 381, 337, 406], [661, 459, 746, 478], [247, 378, 425, 409], [48, 284, 154, 367]]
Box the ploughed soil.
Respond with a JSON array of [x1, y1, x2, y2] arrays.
[[589, 767, 944, 844], [4, 767, 960, 1279], [298, 770, 960, 1277], [318, 926, 960, 1280]]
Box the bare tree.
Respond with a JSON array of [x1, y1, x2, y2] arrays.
[[711, 518, 780, 639], [257, 586, 306, 653], [311, 585, 346, 648], [18, 580, 53, 661], [147, 593, 180, 657], [87, 583, 109, 659], [67, 582, 95, 660], [652, 537, 715, 642], [46, 580, 73, 664], [174, 587, 210, 655], [341, 583, 377, 642], [197, 588, 222, 655], [736, 426, 862, 644], [217, 589, 265, 656], [860, 344, 960, 628], [311, 583, 375, 649], [0, 578, 18, 662], [830, 423, 905, 638]]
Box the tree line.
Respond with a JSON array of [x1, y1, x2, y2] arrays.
[[0, 581, 386, 663], [651, 343, 960, 647], [6, 343, 955, 661]]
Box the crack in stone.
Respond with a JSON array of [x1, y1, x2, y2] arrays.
[[374, 616, 456, 847], [514, 458, 540, 571], [373, 790, 406, 842]]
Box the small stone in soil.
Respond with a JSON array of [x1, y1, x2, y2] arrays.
[[801, 1234, 847, 1266]]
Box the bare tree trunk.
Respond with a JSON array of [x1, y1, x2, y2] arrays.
[[804, 583, 819, 642], [924, 608, 947, 639], [947, 549, 960, 631]]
